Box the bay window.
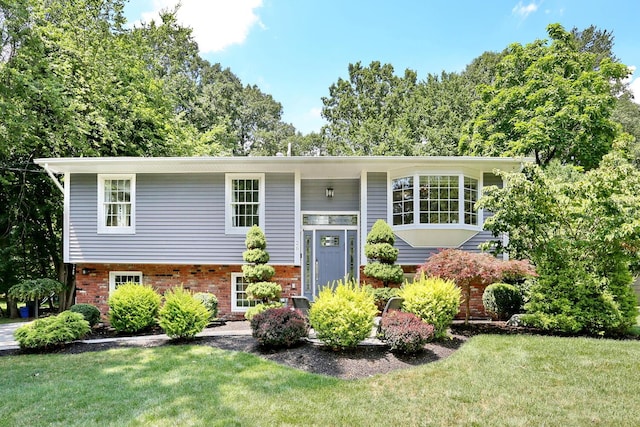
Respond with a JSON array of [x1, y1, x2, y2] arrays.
[[392, 174, 479, 227]]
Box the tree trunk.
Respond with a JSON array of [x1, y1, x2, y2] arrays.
[[465, 285, 471, 325], [7, 295, 18, 318], [58, 262, 75, 311]]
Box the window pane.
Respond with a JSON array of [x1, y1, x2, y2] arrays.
[[463, 177, 478, 225], [103, 178, 132, 229]]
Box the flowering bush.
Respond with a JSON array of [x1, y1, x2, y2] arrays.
[[380, 310, 435, 354], [250, 307, 308, 348]]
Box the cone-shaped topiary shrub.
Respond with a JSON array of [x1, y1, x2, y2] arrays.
[[363, 220, 404, 287], [242, 225, 282, 320]]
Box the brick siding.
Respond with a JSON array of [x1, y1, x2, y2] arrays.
[[77, 262, 490, 323], [75, 264, 301, 321], [360, 265, 490, 319]]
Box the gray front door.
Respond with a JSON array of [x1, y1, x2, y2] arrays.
[[316, 231, 346, 293], [302, 229, 358, 300]]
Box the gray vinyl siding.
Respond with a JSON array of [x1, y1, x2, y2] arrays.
[[301, 179, 359, 211], [68, 173, 295, 264], [364, 171, 504, 265], [366, 172, 387, 229]]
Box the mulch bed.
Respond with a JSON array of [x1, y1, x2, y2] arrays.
[[3, 321, 636, 379]]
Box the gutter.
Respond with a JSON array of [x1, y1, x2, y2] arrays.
[[42, 163, 65, 195]]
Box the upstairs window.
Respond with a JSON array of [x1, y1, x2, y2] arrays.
[[225, 174, 265, 234], [98, 174, 135, 234], [392, 175, 479, 227]]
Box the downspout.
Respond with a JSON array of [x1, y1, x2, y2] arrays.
[[43, 163, 65, 195]]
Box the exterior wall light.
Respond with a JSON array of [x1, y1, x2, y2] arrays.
[[326, 187, 334, 198]]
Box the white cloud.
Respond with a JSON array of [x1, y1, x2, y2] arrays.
[[139, 0, 264, 53], [512, 1, 539, 18], [623, 66, 640, 104], [630, 77, 640, 104], [308, 107, 322, 119]]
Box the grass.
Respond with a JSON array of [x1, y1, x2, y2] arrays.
[[1, 335, 639, 426]]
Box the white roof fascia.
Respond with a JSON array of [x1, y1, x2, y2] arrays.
[[34, 156, 533, 178]]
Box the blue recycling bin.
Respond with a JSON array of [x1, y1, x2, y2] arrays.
[[19, 306, 29, 318]]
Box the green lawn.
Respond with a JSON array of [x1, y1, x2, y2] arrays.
[[1, 335, 639, 426]]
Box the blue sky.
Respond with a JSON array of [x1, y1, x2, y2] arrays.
[[124, 0, 640, 134]]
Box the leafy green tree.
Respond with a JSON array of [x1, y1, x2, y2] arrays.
[[0, 0, 194, 315], [464, 24, 629, 170], [411, 71, 476, 156], [321, 61, 418, 155], [478, 150, 640, 334]]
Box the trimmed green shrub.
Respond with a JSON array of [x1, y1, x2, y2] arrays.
[[482, 283, 523, 320], [246, 281, 282, 301], [69, 303, 101, 327], [241, 264, 275, 282], [250, 307, 308, 348], [398, 274, 461, 339], [308, 280, 378, 349], [365, 243, 399, 263], [363, 263, 405, 286], [244, 301, 283, 321], [365, 219, 395, 244], [380, 310, 435, 354], [241, 225, 283, 321], [14, 311, 90, 349], [242, 248, 270, 264], [108, 283, 161, 333], [194, 292, 218, 320], [159, 286, 210, 339], [245, 225, 267, 249], [364, 220, 404, 287]]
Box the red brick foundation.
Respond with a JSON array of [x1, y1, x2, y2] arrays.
[[75, 264, 301, 321], [76, 263, 490, 322]]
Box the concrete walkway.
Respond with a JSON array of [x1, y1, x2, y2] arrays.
[[0, 319, 387, 352], [0, 320, 254, 352]]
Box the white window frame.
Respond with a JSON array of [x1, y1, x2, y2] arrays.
[[98, 174, 136, 234], [108, 271, 142, 294], [231, 273, 259, 312], [225, 173, 265, 235], [391, 173, 481, 228]]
